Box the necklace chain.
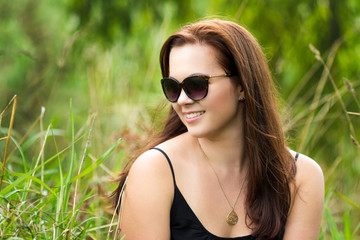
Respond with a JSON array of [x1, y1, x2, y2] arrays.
[[198, 141, 247, 225]]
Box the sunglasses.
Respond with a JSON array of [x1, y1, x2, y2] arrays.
[[161, 73, 231, 103]]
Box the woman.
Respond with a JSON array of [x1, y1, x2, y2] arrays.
[[114, 19, 324, 240]]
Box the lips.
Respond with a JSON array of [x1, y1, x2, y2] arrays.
[[184, 111, 205, 119]]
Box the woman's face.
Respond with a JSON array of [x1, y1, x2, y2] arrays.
[[168, 43, 244, 139]]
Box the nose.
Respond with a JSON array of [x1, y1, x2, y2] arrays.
[[176, 89, 194, 105]]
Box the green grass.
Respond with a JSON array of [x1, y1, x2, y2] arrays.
[[0, 98, 123, 239]]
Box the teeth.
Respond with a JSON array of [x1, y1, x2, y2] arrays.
[[185, 111, 204, 119]]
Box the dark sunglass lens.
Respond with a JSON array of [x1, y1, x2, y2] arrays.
[[184, 76, 208, 100], [161, 78, 181, 102]]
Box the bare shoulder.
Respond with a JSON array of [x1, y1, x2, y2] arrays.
[[290, 150, 324, 188], [125, 148, 175, 205], [129, 148, 174, 183], [120, 148, 174, 240], [284, 151, 324, 240]]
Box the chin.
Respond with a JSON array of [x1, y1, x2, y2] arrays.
[[186, 127, 210, 139]]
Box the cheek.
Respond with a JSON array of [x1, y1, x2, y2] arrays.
[[172, 104, 183, 119], [210, 84, 239, 108]]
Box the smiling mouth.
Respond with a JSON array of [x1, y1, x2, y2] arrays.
[[185, 111, 205, 119]]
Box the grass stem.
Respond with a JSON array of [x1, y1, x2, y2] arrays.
[[0, 95, 17, 190]]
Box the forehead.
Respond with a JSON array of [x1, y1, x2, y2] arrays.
[[168, 44, 223, 79]]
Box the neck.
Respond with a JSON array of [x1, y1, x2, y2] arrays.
[[196, 133, 248, 171]]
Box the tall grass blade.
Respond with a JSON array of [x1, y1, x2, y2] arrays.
[[298, 43, 339, 152], [311, 44, 357, 139], [109, 176, 127, 240], [51, 127, 65, 239], [63, 99, 76, 225], [325, 207, 341, 240], [0, 95, 17, 189], [9, 136, 28, 172], [70, 138, 122, 183], [343, 77, 360, 109], [6, 109, 42, 160], [10, 173, 57, 197], [73, 114, 96, 216], [20, 124, 52, 203], [334, 191, 360, 210], [353, 222, 360, 238], [67, 187, 93, 231], [0, 137, 82, 196], [39, 106, 45, 208], [343, 211, 351, 240], [350, 135, 360, 150]]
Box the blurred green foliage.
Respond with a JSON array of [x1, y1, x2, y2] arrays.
[[1, 0, 359, 238]]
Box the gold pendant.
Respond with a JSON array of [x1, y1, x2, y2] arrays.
[[226, 209, 238, 225]]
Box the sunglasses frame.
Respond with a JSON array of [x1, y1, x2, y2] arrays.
[[161, 73, 231, 103]]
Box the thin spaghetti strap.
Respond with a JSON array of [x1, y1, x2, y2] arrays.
[[151, 147, 176, 186], [295, 152, 299, 161]]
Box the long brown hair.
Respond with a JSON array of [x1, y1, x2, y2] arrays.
[[113, 19, 296, 239]]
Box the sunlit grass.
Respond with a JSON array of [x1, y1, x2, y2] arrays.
[[0, 98, 122, 239], [294, 44, 360, 239]]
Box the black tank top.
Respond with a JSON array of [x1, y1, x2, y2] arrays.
[[151, 147, 293, 240]]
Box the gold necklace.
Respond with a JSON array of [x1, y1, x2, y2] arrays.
[[199, 142, 247, 225]]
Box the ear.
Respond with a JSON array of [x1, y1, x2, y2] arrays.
[[237, 85, 245, 101]]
